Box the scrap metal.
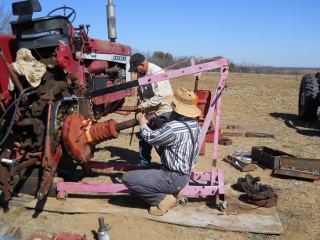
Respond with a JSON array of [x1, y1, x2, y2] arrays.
[[223, 155, 257, 172], [252, 146, 320, 180]]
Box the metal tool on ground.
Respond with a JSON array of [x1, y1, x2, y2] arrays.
[[223, 155, 257, 172], [235, 174, 278, 208], [97, 217, 110, 240], [245, 184, 278, 208], [236, 174, 261, 192], [222, 132, 275, 138], [206, 127, 232, 145], [245, 132, 274, 138]]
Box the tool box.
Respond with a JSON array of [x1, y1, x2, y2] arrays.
[[251, 146, 320, 180], [251, 146, 294, 169]]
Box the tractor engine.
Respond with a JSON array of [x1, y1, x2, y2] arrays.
[[0, 0, 132, 204]]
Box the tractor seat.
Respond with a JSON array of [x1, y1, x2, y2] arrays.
[[10, 16, 70, 51], [10, 0, 70, 52]]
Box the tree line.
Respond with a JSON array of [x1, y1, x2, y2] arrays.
[[134, 50, 317, 75]]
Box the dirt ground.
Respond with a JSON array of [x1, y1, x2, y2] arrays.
[[1, 72, 319, 240]]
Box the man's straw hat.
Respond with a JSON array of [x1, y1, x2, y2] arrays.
[[165, 87, 201, 118]]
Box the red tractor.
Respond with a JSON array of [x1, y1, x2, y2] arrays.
[[0, 0, 134, 206]]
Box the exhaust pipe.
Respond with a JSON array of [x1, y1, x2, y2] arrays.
[[107, 0, 117, 42]]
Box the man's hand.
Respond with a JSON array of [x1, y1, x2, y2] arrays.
[[134, 98, 144, 113], [136, 113, 149, 125], [135, 102, 144, 113]]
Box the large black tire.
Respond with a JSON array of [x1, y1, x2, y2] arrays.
[[298, 74, 320, 121]]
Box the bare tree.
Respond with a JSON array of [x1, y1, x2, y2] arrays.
[[149, 51, 174, 69], [0, 2, 15, 34]]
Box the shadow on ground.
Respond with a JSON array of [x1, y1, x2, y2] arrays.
[[95, 146, 139, 164], [270, 112, 319, 136]]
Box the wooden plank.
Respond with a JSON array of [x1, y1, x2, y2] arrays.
[[25, 184, 284, 235], [0, 226, 22, 238]]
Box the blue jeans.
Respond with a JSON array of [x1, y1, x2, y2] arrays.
[[138, 111, 174, 166], [122, 165, 190, 206], [139, 138, 153, 166]]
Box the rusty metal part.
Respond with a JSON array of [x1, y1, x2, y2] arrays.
[[39, 81, 67, 100], [37, 98, 62, 200], [62, 113, 156, 162], [206, 126, 232, 145], [245, 132, 274, 138], [0, 46, 24, 94], [275, 156, 320, 180], [62, 114, 119, 163], [222, 132, 274, 138], [15, 118, 45, 150], [218, 137, 232, 145], [246, 184, 275, 200], [0, 149, 13, 203], [206, 133, 232, 145], [116, 105, 143, 113], [252, 146, 320, 180], [248, 196, 278, 208], [13, 158, 39, 172], [223, 155, 257, 172], [251, 146, 294, 169], [236, 173, 261, 192], [245, 184, 278, 208], [33, 47, 59, 68]]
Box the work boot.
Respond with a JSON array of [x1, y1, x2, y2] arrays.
[[173, 191, 183, 206], [149, 194, 177, 216]]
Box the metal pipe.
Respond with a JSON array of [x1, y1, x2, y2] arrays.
[[107, 0, 117, 42], [97, 217, 110, 240], [0, 158, 14, 164]]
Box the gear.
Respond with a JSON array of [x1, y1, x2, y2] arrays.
[[245, 184, 278, 208], [236, 173, 261, 192]]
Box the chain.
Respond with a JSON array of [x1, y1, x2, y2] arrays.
[[89, 99, 94, 120]]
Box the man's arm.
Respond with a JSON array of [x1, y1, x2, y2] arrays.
[[136, 113, 174, 146]]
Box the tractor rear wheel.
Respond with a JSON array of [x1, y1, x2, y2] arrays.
[[298, 74, 319, 121]]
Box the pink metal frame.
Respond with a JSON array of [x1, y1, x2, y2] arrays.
[[57, 58, 229, 203]]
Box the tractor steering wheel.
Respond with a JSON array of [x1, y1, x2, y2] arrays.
[[47, 6, 76, 23]]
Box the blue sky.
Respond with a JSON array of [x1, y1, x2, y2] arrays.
[[3, 0, 320, 68]]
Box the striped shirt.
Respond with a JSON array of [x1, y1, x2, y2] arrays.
[[140, 117, 201, 174]]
